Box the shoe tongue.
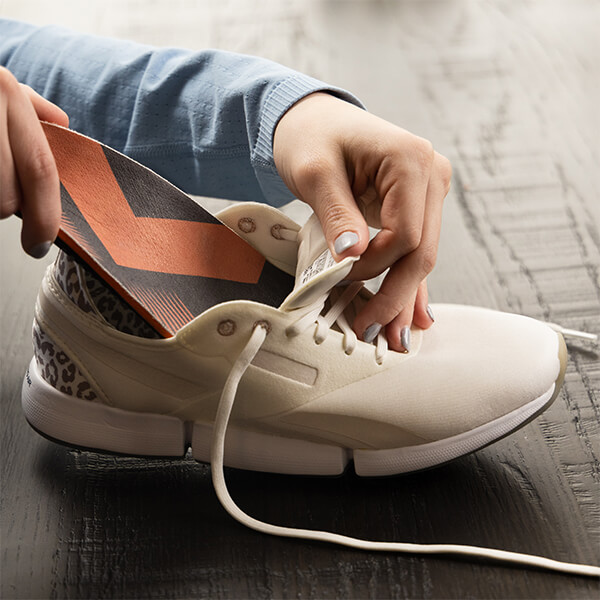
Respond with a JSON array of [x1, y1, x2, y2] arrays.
[[280, 213, 357, 311]]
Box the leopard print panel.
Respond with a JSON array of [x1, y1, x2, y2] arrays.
[[54, 251, 160, 339], [53, 251, 97, 316], [32, 319, 99, 402], [83, 269, 160, 338]]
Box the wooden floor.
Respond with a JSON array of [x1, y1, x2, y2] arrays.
[[1, 1, 599, 598]]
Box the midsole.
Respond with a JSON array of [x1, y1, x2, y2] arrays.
[[22, 357, 556, 476], [354, 385, 555, 476], [22, 357, 348, 474]]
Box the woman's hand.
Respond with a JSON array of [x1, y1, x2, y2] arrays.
[[0, 67, 68, 258], [273, 92, 451, 352]]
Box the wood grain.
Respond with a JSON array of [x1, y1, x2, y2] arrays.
[[1, 1, 598, 598]]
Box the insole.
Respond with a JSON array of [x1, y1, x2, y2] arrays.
[[41, 122, 295, 337]]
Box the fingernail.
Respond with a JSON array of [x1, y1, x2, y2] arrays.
[[28, 241, 53, 259], [334, 231, 359, 255], [426, 305, 435, 323], [363, 322, 382, 344], [401, 326, 411, 352]]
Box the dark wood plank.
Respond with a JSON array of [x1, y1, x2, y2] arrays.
[[1, 1, 598, 598]]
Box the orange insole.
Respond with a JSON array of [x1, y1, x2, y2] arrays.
[[42, 123, 295, 337]]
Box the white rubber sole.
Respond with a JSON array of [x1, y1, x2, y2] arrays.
[[22, 356, 560, 477]]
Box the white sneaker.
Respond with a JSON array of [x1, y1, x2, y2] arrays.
[[23, 200, 600, 576], [23, 202, 567, 477]]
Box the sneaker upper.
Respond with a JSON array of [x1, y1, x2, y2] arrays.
[[33, 202, 563, 450]]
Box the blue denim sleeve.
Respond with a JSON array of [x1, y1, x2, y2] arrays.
[[0, 19, 364, 206]]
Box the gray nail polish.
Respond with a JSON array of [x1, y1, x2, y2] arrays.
[[401, 326, 411, 352], [363, 322, 382, 344], [426, 305, 435, 322], [28, 241, 52, 259], [334, 231, 359, 255]]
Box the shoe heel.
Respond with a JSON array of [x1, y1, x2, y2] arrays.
[[22, 357, 186, 457]]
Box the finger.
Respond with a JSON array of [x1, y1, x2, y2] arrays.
[[349, 135, 434, 281], [354, 152, 450, 341], [21, 84, 69, 127], [412, 279, 435, 330], [295, 154, 370, 261], [0, 75, 21, 219], [7, 79, 61, 256], [385, 288, 417, 353], [386, 280, 434, 353]]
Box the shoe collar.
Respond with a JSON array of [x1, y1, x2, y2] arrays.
[[218, 202, 357, 312]]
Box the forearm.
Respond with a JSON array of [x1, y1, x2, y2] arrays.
[[0, 19, 363, 204]]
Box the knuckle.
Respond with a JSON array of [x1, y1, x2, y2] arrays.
[[411, 137, 434, 175], [418, 245, 437, 275], [0, 169, 20, 218], [402, 225, 422, 254], [0, 195, 18, 218], [0, 66, 19, 95], [26, 147, 58, 185], [321, 200, 349, 227], [436, 153, 453, 194], [376, 288, 406, 317], [294, 155, 331, 189]]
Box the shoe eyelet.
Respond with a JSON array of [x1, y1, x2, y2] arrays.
[[271, 224, 283, 239], [217, 319, 236, 336], [238, 217, 256, 233], [254, 319, 271, 334]]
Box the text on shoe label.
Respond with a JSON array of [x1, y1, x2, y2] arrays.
[[301, 249, 337, 285]]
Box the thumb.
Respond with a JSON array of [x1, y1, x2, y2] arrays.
[[21, 84, 69, 127], [300, 163, 370, 262]]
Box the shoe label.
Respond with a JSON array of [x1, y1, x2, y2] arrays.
[[300, 249, 337, 285]]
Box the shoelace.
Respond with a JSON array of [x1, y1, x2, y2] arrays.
[[284, 281, 388, 362], [210, 297, 600, 578], [547, 323, 598, 343]]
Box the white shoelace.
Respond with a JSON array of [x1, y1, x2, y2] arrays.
[[548, 323, 598, 343], [284, 281, 388, 362], [210, 298, 600, 578]]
